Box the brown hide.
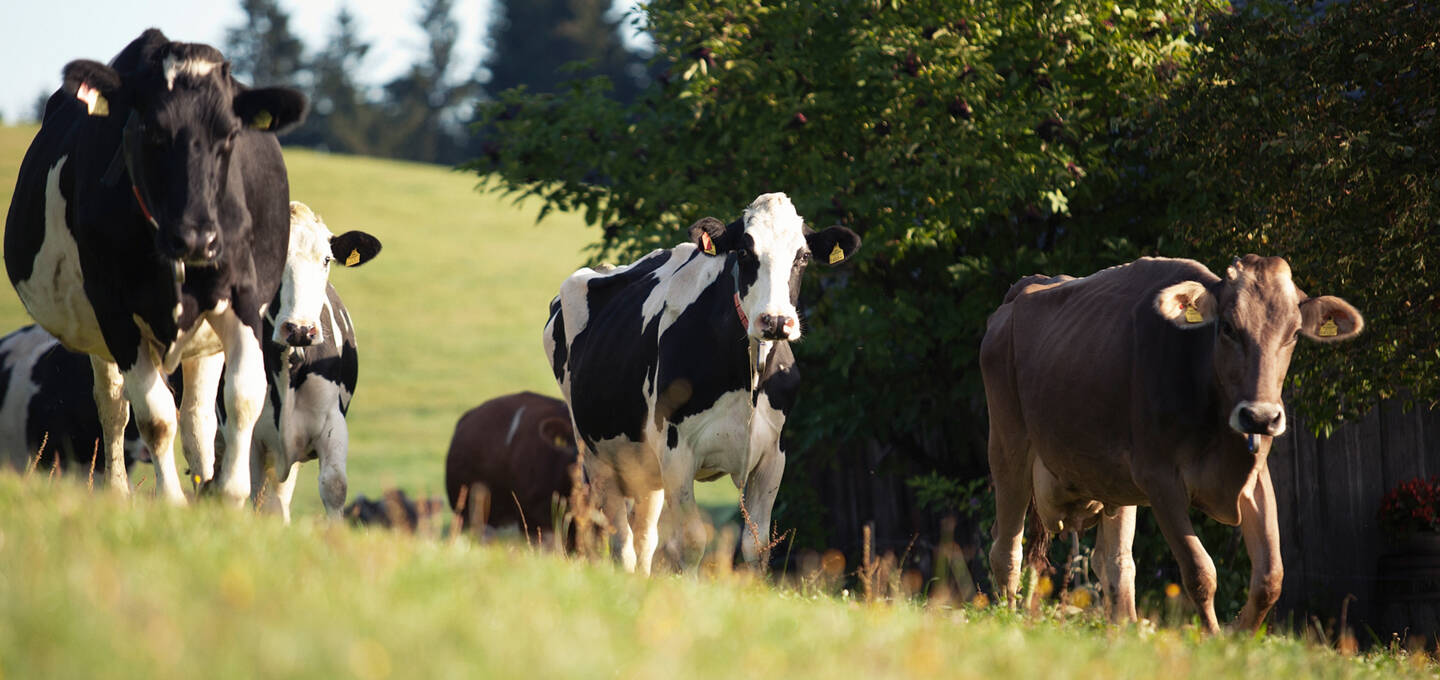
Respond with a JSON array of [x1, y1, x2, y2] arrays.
[[981, 255, 1362, 632], [444, 392, 578, 531]]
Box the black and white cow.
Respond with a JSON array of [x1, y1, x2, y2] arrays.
[[0, 325, 147, 473], [545, 192, 860, 573], [3, 29, 306, 504], [240, 201, 378, 521]]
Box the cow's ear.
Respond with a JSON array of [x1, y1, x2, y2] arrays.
[[1154, 280, 1217, 329], [1299, 295, 1363, 343], [688, 217, 732, 256], [233, 87, 308, 133], [537, 417, 575, 452], [330, 231, 382, 268], [805, 225, 862, 266], [62, 60, 122, 117]]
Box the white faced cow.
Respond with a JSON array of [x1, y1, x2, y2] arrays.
[[195, 202, 380, 521], [3, 29, 306, 504], [981, 255, 1363, 632], [545, 193, 860, 574]]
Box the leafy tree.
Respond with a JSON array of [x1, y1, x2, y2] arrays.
[[483, 0, 649, 103], [226, 0, 305, 87], [289, 4, 402, 155], [471, 0, 1226, 556], [383, 0, 479, 164], [1154, 0, 1440, 428]]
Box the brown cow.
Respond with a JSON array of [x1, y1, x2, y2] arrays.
[[981, 255, 1363, 632], [444, 392, 578, 533]]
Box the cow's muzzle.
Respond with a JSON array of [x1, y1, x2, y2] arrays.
[[160, 225, 221, 264], [277, 321, 320, 347], [756, 313, 797, 341], [1230, 401, 1286, 437]]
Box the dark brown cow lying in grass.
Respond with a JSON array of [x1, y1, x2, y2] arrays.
[[981, 255, 1362, 632], [343, 489, 445, 533], [444, 392, 578, 534]]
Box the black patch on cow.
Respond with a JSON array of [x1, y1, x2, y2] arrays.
[[666, 423, 679, 449], [563, 252, 670, 443], [547, 296, 567, 382], [657, 274, 753, 426], [759, 342, 802, 414]]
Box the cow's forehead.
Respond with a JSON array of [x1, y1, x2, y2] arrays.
[[287, 203, 334, 260], [162, 54, 221, 91], [1226, 256, 1300, 322], [743, 193, 807, 255]]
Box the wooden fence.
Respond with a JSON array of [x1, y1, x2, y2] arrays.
[[1270, 399, 1440, 637]]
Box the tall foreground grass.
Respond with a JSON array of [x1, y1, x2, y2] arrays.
[[0, 475, 1430, 679]]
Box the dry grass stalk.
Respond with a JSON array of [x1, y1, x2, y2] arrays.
[[512, 491, 530, 548], [860, 524, 875, 602], [736, 492, 788, 573], [449, 485, 468, 544], [467, 483, 491, 540], [25, 433, 49, 476], [87, 439, 99, 491]]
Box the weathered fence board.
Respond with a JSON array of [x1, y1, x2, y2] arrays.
[[1272, 400, 1440, 638]]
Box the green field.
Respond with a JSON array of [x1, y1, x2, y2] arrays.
[[0, 124, 739, 518], [0, 476, 1429, 679]]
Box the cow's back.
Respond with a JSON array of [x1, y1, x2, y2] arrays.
[[444, 392, 577, 529]]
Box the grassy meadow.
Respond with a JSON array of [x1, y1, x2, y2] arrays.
[[0, 475, 1433, 680], [0, 125, 1435, 678]]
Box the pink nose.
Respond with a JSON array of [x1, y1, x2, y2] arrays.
[[279, 321, 319, 346]]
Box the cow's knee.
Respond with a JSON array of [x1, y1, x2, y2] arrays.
[[1253, 565, 1283, 610]]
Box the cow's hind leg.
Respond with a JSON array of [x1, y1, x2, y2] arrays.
[[1233, 465, 1283, 631], [178, 353, 224, 488], [89, 357, 131, 494], [632, 487, 665, 576], [987, 435, 1033, 606], [660, 445, 706, 570], [121, 351, 186, 504], [1093, 505, 1138, 623], [315, 419, 349, 518]]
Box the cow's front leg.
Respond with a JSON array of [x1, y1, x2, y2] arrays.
[[1143, 475, 1220, 633], [740, 444, 785, 567], [1093, 505, 1138, 623], [178, 353, 224, 488], [1233, 464, 1283, 631], [88, 357, 131, 494], [209, 309, 266, 507], [121, 350, 186, 505]]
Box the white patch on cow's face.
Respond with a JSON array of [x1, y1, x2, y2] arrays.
[[273, 202, 336, 346], [162, 56, 219, 91], [14, 156, 110, 360], [739, 193, 808, 341]]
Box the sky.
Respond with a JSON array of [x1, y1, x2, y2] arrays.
[[0, 0, 643, 123]]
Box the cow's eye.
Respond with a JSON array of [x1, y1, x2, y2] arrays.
[[323, 256, 333, 266], [1219, 320, 1240, 342], [798, 251, 812, 264]]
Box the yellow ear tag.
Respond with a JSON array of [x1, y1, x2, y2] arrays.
[[250, 109, 273, 130], [77, 83, 109, 117], [1319, 318, 1338, 337], [1183, 303, 1203, 324], [553, 435, 568, 448], [345, 249, 360, 267], [700, 231, 716, 255], [828, 243, 845, 265]]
